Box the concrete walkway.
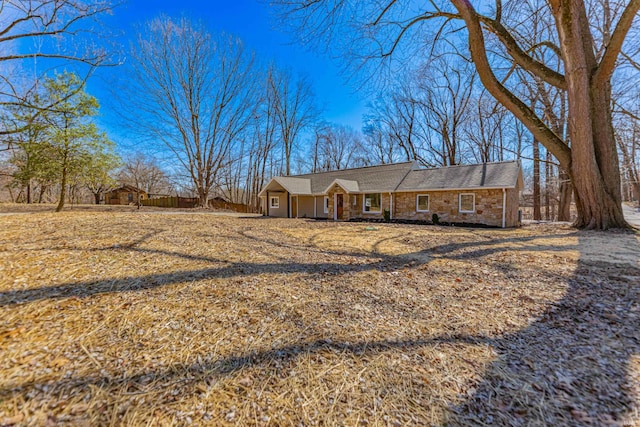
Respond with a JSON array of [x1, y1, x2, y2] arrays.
[[623, 203, 640, 229]]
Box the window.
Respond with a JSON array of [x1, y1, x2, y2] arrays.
[[324, 196, 329, 214], [363, 193, 381, 213], [270, 196, 280, 209], [352, 195, 357, 206], [128, 193, 133, 202], [459, 193, 475, 213], [416, 194, 430, 212]]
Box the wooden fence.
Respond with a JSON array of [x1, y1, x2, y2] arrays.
[[141, 196, 254, 213], [208, 199, 254, 213], [141, 197, 198, 209]]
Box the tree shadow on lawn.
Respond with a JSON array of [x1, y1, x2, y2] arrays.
[[1, 229, 639, 425], [0, 231, 575, 308], [447, 230, 640, 426]]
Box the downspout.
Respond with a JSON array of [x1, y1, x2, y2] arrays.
[[314, 196, 317, 218], [288, 193, 291, 218], [266, 191, 269, 216], [502, 188, 506, 228], [389, 192, 393, 220]]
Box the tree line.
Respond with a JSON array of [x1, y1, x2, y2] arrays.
[[1, 1, 639, 228]]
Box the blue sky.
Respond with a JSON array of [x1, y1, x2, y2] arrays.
[[91, 0, 367, 146]]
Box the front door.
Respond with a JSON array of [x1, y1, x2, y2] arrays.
[[336, 194, 344, 219]]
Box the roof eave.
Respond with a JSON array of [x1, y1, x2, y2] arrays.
[[394, 185, 518, 193]]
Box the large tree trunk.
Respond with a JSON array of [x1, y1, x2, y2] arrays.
[[38, 185, 46, 203], [56, 166, 67, 212], [545, 152, 552, 220], [553, 0, 626, 229], [533, 138, 541, 220], [558, 168, 572, 221], [94, 192, 101, 204], [197, 187, 209, 208], [451, 0, 635, 229]]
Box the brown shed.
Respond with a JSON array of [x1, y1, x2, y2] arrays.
[[105, 185, 148, 205]]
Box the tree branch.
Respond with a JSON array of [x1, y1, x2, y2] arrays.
[[450, 0, 571, 168], [594, 0, 640, 84], [477, 15, 567, 90]]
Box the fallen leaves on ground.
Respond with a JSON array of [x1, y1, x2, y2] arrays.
[[0, 207, 639, 426]]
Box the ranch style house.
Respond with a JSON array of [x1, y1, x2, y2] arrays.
[[259, 160, 524, 228]]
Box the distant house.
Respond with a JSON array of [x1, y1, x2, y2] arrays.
[[259, 161, 524, 228], [105, 185, 148, 205]]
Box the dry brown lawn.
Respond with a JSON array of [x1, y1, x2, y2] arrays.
[[0, 208, 639, 426]]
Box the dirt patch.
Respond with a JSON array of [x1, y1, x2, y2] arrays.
[[0, 214, 638, 426]]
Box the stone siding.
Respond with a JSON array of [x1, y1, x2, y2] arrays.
[[327, 184, 351, 220], [348, 193, 391, 220], [393, 189, 512, 227], [323, 187, 519, 227]]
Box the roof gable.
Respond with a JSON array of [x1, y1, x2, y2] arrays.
[[323, 179, 360, 194], [259, 177, 311, 196]]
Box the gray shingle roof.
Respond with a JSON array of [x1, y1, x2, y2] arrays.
[[261, 160, 521, 196], [273, 177, 311, 195], [293, 162, 416, 194], [396, 161, 521, 191]]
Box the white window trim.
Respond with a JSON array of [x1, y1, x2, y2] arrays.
[[363, 193, 382, 214], [352, 195, 357, 206], [416, 194, 430, 212], [459, 193, 475, 213], [323, 196, 329, 214], [270, 196, 280, 209]]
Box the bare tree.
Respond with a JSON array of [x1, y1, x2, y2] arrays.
[[0, 0, 116, 141], [465, 94, 512, 164], [269, 68, 316, 176], [123, 16, 257, 207], [274, 0, 640, 229], [615, 105, 640, 203], [417, 57, 475, 166], [118, 154, 172, 196], [311, 123, 368, 171], [365, 89, 426, 164], [362, 119, 400, 165]]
